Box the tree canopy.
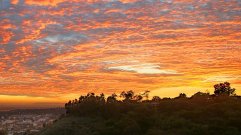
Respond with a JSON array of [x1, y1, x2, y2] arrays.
[[42, 82, 241, 135], [214, 82, 236, 96]]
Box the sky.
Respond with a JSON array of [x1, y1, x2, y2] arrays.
[[0, 0, 241, 109]]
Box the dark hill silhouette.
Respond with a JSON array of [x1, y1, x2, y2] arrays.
[[38, 82, 241, 135]]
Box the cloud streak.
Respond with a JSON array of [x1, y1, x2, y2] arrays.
[[108, 63, 179, 75]]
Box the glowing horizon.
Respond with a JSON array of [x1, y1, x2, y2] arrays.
[[0, 0, 241, 109]]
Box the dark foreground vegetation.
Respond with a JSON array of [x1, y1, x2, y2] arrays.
[[38, 82, 241, 135]]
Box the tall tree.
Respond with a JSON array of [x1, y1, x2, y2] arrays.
[[214, 82, 235, 96], [120, 90, 135, 101]]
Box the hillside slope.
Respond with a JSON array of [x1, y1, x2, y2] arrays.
[[38, 116, 104, 135], [39, 98, 241, 135]]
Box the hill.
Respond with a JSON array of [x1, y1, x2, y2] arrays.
[[38, 97, 241, 135], [38, 82, 241, 135]]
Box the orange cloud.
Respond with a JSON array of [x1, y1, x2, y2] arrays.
[[16, 20, 57, 44], [0, 31, 13, 44], [24, 0, 67, 6], [119, 0, 139, 3]]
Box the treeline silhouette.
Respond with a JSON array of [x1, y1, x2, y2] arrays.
[[40, 82, 241, 135], [65, 82, 238, 116]]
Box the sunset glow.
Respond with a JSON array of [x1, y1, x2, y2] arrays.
[[0, 0, 241, 109]]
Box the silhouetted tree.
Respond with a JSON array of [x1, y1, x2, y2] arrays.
[[134, 95, 143, 102], [176, 93, 187, 99], [141, 90, 150, 100], [87, 92, 95, 97], [191, 92, 210, 98], [151, 96, 161, 102], [214, 82, 235, 96], [107, 93, 118, 103], [120, 90, 135, 101], [100, 93, 105, 99], [65, 100, 72, 114]]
